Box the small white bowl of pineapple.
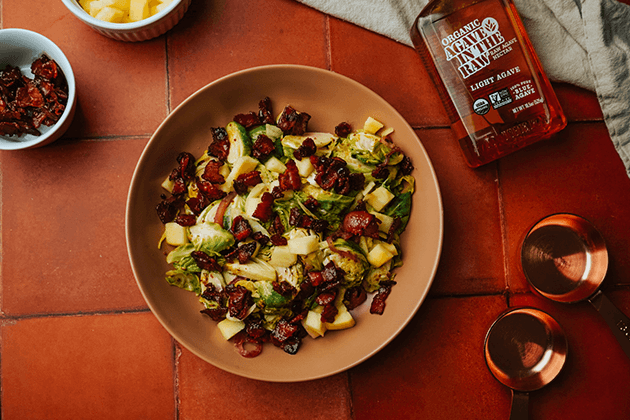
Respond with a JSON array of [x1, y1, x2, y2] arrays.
[[61, 0, 191, 42]]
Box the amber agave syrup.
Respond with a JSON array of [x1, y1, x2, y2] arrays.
[[411, 0, 567, 167]]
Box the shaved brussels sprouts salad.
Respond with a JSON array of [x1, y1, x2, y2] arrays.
[[156, 98, 415, 357]]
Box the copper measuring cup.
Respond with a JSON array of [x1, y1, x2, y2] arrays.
[[484, 307, 568, 420], [521, 213, 630, 360]]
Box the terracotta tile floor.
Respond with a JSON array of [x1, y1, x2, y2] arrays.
[[2, 0, 630, 419]]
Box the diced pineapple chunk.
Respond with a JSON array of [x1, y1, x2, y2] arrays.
[[269, 246, 298, 267], [380, 127, 394, 138], [129, 0, 149, 21], [302, 306, 327, 338], [380, 242, 398, 256], [161, 176, 175, 193], [244, 196, 261, 218], [363, 117, 384, 134], [88, 0, 108, 16], [111, 0, 130, 8], [222, 156, 259, 192], [98, 7, 123, 19], [373, 212, 394, 233], [294, 157, 314, 178], [365, 186, 394, 211], [265, 156, 286, 173], [367, 243, 394, 267], [217, 318, 245, 340], [79, 0, 94, 10], [164, 222, 188, 246], [324, 303, 355, 330], [287, 235, 320, 255]]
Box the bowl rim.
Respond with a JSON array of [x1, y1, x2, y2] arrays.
[[61, 0, 184, 32], [0, 28, 76, 150]]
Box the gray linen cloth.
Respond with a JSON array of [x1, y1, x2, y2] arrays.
[[296, 0, 630, 176]]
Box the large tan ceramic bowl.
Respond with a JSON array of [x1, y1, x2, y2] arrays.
[[126, 65, 443, 382]]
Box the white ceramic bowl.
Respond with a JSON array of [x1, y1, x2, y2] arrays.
[[61, 0, 191, 42], [0, 28, 76, 150]]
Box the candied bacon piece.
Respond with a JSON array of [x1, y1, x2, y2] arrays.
[[186, 194, 209, 215], [196, 178, 227, 201], [372, 165, 389, 179], [322, 261, 343, 285], [344, 286, 367, 310], [277, 105, 311, 135], [208, 127, 230, 161], [233, 111, 260, 128], [270, 215, 285, 234], [176, 152, 197, 181], [273, 281, 297, 296], [303, 197, 319, 211], [245, 318, 267, 340], [15, 80, 44, 108], [201, 284, 226, 305], [236, 241, 257, 264], [258, 96, 274, 124], [226, 284, 253, 320], [252, 134, 276, 160], [191, 251, 222, 272], [315, 290, 337, 306], [201, 306, 227, 322], [271, 319, 299, 344], [202, 160, 225, 184], [335, 176, 350, 195], [270, 234, 287, 246], [170, 176, 186, 196], [251, 231, 269, 246], [156, 195, 183, 224], [307, 271, 324, 287], [293, 137, 317, 160], [335, 121, 352, 137], [175, 214, 196, 226], [348, 172, 365, 191], [297, 214, 328, 233], [289, 207, 301, 227], [315, 157, 347, 191], [320, 303, 338, 323], [252, 192, 274, 222], [270, 186, 284, 199], [370, 281, 397, 315], [400, 155, 414, 175], [231, 216, 253, 242], [278, 159, 301, 191], [31, 55, 59, 81], [233, 171, 262, 195], [342, 211, 380, 238]]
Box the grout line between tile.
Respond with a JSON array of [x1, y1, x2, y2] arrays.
[[347, 370, 355, 420], [173, 339, 180, 420], [165, 33, 171, 115], [496, 160, 511, 307], [0, 307, 151, 322]]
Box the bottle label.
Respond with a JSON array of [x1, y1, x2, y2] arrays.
[[441, 18, 505, 79], [425, 5, 542, 120]]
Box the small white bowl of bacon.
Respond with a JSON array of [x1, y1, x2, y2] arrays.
[[0, 28, 76, 150]]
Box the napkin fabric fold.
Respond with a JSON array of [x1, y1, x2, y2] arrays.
[[296, 0, 630, 177]]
